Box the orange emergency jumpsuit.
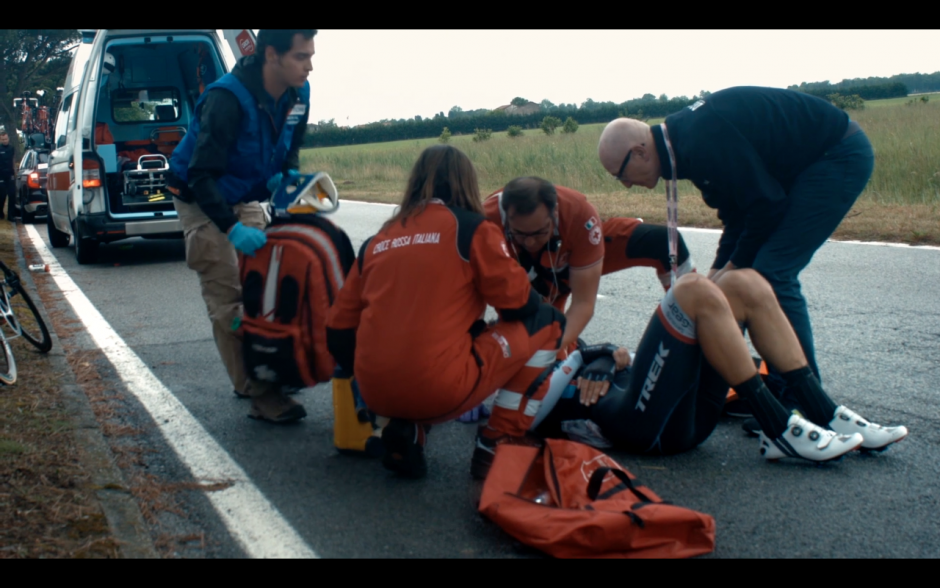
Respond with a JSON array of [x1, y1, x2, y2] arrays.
[[326, 200, 565, 437], [483, 185, 690, 355]]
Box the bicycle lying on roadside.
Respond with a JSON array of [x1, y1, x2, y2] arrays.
[[0, 258, 53, 385]]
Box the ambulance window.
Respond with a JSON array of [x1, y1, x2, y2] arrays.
[[112, 88, 180, 124], [68, 92, 80, 131], [55, 92, 75, 148]]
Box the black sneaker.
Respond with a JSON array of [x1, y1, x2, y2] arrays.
[[248, 389, 307, 423], [381, 419, 428, 479], [237, 385, 300, 398]]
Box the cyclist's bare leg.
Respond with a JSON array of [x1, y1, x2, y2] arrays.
[[668, 273, 758, 385], [714, 269, 806, 373]]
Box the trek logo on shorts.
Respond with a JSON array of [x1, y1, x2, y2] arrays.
[[688, 99, 705, 111], [635, 342, 670, 412], [286, 103, 307, 126]]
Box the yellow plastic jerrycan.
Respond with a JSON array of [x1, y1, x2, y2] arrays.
[[331, 367, 383, 457]]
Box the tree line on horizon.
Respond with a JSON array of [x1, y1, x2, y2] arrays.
[[303, 93, 704, 149], [5, 32, 937, 155], [305, 71, 939, 149], [789, 71, 940, 95]]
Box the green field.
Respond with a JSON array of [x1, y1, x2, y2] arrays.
[[299, 96, 940, 245], [859, 92, 939, 108]]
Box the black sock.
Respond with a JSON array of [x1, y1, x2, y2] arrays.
[[733, 373, 791, 438], [782, 366, 838, 426]]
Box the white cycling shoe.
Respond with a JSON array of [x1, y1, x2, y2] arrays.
[[759, 414, 863, 463], [829, 405, 908, 451]]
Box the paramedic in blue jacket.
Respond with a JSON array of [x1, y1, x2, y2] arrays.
[[597, 86, 875, 432], [168, 30, 315, 423]]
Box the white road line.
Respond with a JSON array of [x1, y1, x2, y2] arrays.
[[24, 224, 318, 559], [339, 199, 396, 208], [338, 200, 940, 251]]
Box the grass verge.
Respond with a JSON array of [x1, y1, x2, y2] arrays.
[[301, 97, 940, 246], [15, 224, 235, 558], [0, 220, 119, 559]]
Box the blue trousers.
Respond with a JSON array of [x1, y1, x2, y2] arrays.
[[752, 126, 875, 392]]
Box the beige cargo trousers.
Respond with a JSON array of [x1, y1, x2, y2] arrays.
[[173, 197, 272, 398]]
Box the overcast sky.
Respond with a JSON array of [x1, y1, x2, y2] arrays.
[[290, 30, 940, 127]]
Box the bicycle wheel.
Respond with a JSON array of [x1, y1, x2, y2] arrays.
[[3, 277, 52, 353], [0, 331, 16, 385]]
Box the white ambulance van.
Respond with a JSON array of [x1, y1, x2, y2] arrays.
[[47, 29, 257, 264]]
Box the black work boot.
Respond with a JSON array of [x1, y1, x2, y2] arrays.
[[381, 419, 428, 479], [248, 387, 307, 423]]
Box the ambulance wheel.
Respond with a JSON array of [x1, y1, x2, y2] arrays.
[[72, 219, 98, 265], [48, 213, 69, 248]]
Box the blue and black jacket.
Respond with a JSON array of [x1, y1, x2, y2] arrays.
[[170, 53, 310, 234]]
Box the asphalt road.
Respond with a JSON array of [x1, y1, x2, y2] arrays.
[[25, 202, 940, 558]]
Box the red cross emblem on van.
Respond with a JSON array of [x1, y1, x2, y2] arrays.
[[237, 31, 255, 55]]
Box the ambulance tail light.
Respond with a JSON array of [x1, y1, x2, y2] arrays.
[[82, 159, 102, 188]]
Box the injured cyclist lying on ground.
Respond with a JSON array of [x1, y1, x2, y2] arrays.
[[510, 269, 909, 464]]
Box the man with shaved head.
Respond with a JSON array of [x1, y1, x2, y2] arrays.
[[598, 86, 875, 434]]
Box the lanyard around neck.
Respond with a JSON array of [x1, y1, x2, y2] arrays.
[[660, 123, 679, 288]]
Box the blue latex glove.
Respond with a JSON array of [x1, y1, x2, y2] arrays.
[[227, 222, 267, 256], [266, 169, 301, 194]]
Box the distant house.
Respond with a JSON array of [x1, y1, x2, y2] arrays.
[[494, 101, 541, 116]]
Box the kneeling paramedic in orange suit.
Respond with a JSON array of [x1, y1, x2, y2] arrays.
[[325, 145, 565, 479], [483, 177, 695, 359], [455, 178, 696, 423]]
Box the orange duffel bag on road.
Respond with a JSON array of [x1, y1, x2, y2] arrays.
[[478, 438, 716, 559]]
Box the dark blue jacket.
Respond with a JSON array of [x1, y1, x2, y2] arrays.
[[169, 54, 310, 233], [0, 143, 15, 181], [652, 86, 849, 269]]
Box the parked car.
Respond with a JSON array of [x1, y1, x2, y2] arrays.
[[47, 29, 257, 264], [13, 145, 50, 223]]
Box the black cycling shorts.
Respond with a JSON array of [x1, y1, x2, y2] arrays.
[[536, 289, 729, 455]]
